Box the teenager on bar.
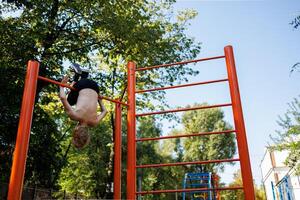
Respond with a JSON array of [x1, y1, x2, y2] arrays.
[[59, 63, 107, 149]]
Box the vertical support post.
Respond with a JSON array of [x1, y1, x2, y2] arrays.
[[114, 102, 122, 199], [127, 61, 136, 199], [213, 174, 220, 200], [224, 46, 255, 200], [8, 60, 39, 200]]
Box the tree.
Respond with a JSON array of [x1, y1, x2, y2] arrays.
[[270, 97, 300, 174], [221, 170, 266, 200]]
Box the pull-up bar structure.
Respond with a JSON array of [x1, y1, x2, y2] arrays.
[[8, 45, 254, 200], [7, 61, 126, 200]]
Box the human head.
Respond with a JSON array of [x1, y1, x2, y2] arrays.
[[72, 125, 90, 149]]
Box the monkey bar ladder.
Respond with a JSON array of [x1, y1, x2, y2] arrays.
[[126, 45, 255, 200]]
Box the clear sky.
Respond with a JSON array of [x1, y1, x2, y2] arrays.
[[157, 0, 300, 184]]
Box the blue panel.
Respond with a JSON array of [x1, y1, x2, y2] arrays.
[[182, 172, 216, 200]]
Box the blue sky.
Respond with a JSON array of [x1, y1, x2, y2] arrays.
[[157, 0, 300, 184]]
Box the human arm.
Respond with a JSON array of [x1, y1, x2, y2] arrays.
[[91, 99, 108, 126], [59, 76, 80, 121]]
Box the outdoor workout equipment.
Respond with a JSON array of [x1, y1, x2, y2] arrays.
[[7, 62, 126, 200], [8, 45, 255, 200], [128, 45, 255, 200]]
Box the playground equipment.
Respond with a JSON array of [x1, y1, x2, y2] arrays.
[[182, 172, 220, 200], [8, 45, 255, 200], [128, 45, 254, 199]]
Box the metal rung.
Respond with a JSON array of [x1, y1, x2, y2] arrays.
[[136, 158, 240, 168], [136, 78, 228, 93], [136, 130, 236, 142], [136, 103, 232, 117], [135, 55, 225, 71]]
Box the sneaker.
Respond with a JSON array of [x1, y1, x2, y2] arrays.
[[71, 62, 82, 74]]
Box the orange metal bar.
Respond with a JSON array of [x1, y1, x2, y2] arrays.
[[113, 103, 122, 199], [137, 158, 240, 168], [38, 76, 128, 106], [212, 174, 220, 200], [135, 78, 228, 93], [224, 45, 255, 200], [136, 130, 236, 142], [136, 186, 244, 195], [38, 76, 74, 90], [136, 103, 232, 117], [99, 95, 128, 106], [136, 55, 225, 71], [8, 60, 40, 200], [127, 61, 137, 199]]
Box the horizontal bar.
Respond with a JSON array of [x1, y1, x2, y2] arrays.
[[136, 78, 228, 94], [136, 103, 232, 117], [136, 186, 244, 195], [98, 96, 129, 106], [136, 158, 239, 168], [38, 76, 128, 106], [136, 130, 236, 142], [38, 76, 74, 90], [136, 55, 225, 71]]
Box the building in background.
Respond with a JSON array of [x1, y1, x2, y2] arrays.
[[260, 149, 300, 200]]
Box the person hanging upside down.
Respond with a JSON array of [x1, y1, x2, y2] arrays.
[[59, 63, 107, 149]]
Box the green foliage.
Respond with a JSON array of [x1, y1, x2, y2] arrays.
[[270, 97, 300, 174], [25, 105, 64, 188]]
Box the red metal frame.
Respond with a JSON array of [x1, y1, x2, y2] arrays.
[[126, 61, 137, 199], [127, 45, 255, 199], [136, 103, 232, 117], [9, 45, 254, 200], [114, 102, 122, 199], [136, 55, 225, 71], [212, 174, 221, 200], [8, 60, 40, 200], [136, 129, 236, 142], [224, 46, 255, 199], [9, 61, 125, 200], [136, 78, 228, 93], [137, 158, 240, 169]]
